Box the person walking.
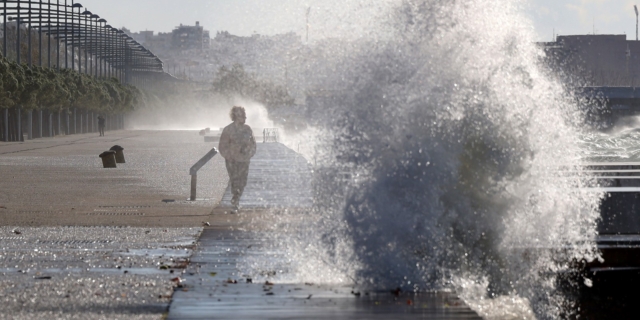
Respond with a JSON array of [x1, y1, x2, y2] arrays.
[[218, 106, 256, 212], [97, 115, 106, 136]]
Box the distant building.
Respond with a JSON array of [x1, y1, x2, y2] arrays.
[[125, 22, 210, 52], [172, 21, 210, 51], [541, 34, 640, 87]]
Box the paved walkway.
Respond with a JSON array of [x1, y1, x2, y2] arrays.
[[0, 130, 229, 227], [0, 133, 481, 319], [168, 143, 481, 319], [220, 143, 313, 209], [0, 130, 229, 319]]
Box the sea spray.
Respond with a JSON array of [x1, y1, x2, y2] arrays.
[[244, 0, 602, 318]]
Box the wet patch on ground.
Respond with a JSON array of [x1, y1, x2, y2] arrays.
[[0, 226, 202, 319], [168, 228, 482, 320]]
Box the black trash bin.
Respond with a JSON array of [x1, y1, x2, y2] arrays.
[[99, 150, 117, 168], [110, 145, 125, 163]]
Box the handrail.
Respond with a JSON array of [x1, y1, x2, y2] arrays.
[[263, 128, 279, 143], [189, 147, 218, 201]]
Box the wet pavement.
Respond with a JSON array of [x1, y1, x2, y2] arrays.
[[0, 131, 481, 319], [0, 131, 226, 319], [220, 143, 313, 209], [168, 229, 481, 320], [0, 226, 202, 320], [169, 142, 482, 319]]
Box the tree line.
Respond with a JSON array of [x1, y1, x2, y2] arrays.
[[211, 64, 295, 109], [0, 56, 143, 115]]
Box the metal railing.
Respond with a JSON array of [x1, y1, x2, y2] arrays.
[[263, 128, 279, 143], [189, 147, 218, 201]]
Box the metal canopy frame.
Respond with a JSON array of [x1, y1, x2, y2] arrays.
[[1, 0, 165, 83]]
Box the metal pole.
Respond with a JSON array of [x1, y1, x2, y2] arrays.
[[190, 175, 197, 201], [3, 109, 8, 142], [28, 0, 31, 67], [39, 2, 43, 67], [3, 0, 6, 58], [27, 110, 32, 140], [17, 108, 22, 142], [633, 4, 638, 41], [38, 110, 42, 138], [64, 0, 68, 69], [98, 21, 102, 77], [94, 19, 97, 77], [83, 11, 87, 74], [76, 4, 82, 72], [56, 0, 60, 70], [47, 1, 51, 68], [71, 1, 75, 71], [17, 0, 21, 64]]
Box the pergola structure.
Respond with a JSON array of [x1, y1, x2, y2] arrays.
[[1, 0, 165, 85], [0, 0, 172, 142]]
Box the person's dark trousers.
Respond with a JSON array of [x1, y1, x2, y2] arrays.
[[225, 159, 250, 207], [99, 125, 105, 136]]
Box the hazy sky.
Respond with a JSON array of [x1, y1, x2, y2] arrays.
[[74, 0, 640, 42], [530, 0, 640, 41]]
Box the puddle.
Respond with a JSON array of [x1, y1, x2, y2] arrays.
[[123, 248, 192, 258], [0, 267, 178, 276]]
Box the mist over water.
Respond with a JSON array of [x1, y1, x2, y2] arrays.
[[243, 0, 603, 319], [127, 95, 274, 131]]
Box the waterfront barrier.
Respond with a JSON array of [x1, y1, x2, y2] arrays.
[[189, 147, 219, 201]]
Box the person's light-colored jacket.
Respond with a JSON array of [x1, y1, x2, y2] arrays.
[[218, 123, 256, 162]]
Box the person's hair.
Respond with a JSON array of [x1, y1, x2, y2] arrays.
[[230, 106, 246, 121]]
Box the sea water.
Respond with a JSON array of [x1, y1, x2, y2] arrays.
[[246, 1, 605, 318]]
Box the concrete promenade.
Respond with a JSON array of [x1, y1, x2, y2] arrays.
[[0, 130, 229, 319], [0, 130, 229, 227], [0, 130, 481, 319]]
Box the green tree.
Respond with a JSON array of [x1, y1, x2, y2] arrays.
[[0, 57, 23, 108], [212, 64, 295, 109]]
